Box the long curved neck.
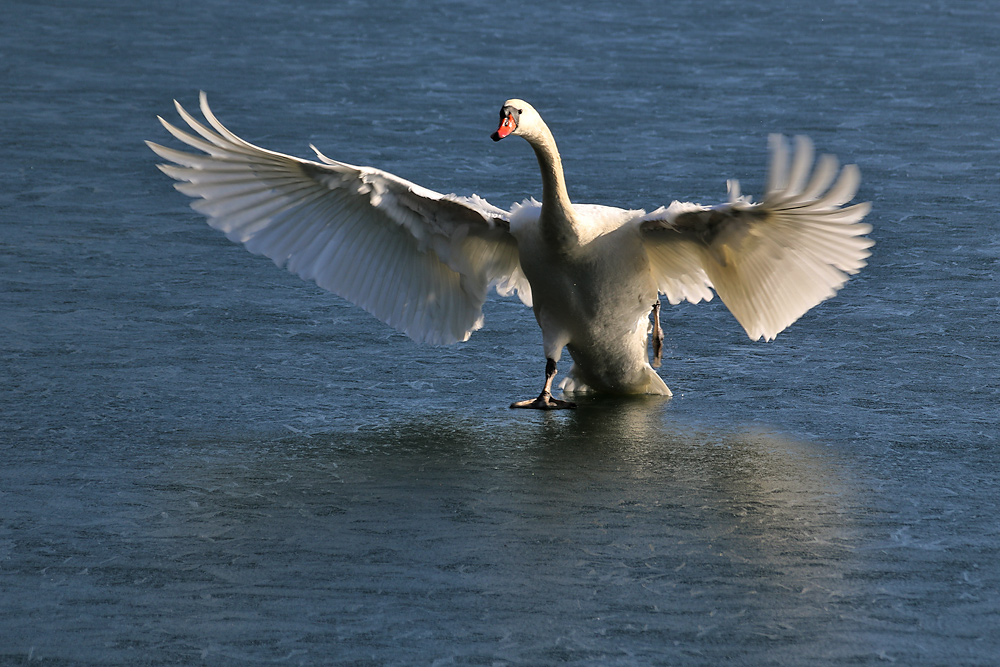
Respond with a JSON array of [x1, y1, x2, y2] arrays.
[[525, 124, 578, 244]]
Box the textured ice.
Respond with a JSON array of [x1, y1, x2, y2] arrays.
[[2, 0, 999, 664]]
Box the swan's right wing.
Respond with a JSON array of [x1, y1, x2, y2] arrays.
[[147, 93, 531, 345], [641, 135, 873, 341]]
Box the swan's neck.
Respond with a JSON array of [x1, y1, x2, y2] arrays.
[[526, 125, 579, 245]]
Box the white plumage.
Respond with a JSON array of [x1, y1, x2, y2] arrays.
[[148, 94, 873, 409]]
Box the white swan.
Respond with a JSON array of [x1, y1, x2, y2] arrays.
[[148, 94, 873, 409]]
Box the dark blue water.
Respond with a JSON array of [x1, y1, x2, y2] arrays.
[[2, 0, 999, 664]]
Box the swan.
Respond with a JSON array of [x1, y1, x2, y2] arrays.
[[147, 94, 873, 409]]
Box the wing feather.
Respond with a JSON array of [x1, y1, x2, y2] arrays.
[[641, 135, 873, 341], [148, 93, 529, 345]]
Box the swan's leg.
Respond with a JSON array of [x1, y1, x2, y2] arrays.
[[510, 358, 577, 410], [651, 300, 664, 368]]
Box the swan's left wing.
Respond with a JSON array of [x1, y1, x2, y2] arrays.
[[641, 135, 873, 341], [147, 93, 531, 346]]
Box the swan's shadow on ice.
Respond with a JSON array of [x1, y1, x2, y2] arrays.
[[222, 396, 855, 524], [182, 395, 850, 497], [162, 400, 858, 612]]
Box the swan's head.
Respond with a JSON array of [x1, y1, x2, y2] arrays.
[[491, 99, 541, 142]]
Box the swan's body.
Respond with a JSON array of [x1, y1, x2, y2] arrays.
[[148, 95, 873, 409], [510, 202, 668, 399]]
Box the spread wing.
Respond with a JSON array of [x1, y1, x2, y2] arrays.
[[147, 92, 531, 345], [640, 135, 873, 341]]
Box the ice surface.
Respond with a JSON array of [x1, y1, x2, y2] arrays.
[[1, 0, 999, 664]]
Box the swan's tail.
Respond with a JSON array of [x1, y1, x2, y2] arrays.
[[642, 366, 672, 396], [559, 365, 672, 397], [558, 366, 591, 394]]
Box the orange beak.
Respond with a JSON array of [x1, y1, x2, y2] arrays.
[[491, 114, 516, 141]]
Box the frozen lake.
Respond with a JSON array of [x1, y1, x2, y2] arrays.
[[2, 0, 999, 664]]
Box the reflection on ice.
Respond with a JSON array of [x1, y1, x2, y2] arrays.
[[143, 406, 867, 663]]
